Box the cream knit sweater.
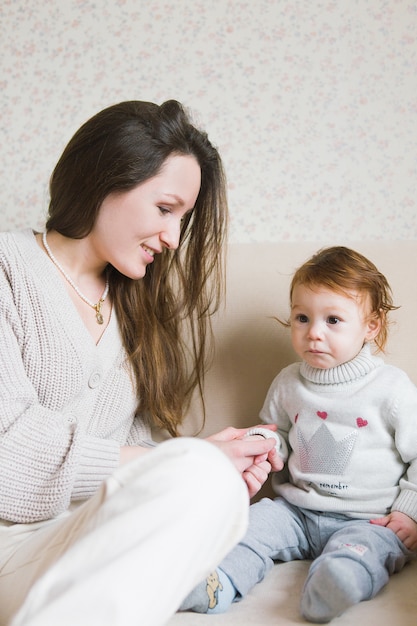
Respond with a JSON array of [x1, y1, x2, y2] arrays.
[[0, 229, 154, 524]]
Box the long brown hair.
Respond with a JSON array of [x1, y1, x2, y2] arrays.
[[46, 100, 228, 435]]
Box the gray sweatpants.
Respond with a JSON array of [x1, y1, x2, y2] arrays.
[[220, 497, 414, 601]]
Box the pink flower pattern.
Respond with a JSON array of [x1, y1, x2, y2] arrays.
[[1, 1, 416, 241]]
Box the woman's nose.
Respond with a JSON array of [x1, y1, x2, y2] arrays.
[[160, 220, 181, 250]]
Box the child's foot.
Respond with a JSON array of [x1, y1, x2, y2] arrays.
[[179, 569, 237, 614], [301, 558, 372, 623]]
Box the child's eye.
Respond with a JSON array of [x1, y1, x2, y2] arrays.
[[296, 314, 309, 323], [327, 316, 340, 324], [158, 206, 171, 215]]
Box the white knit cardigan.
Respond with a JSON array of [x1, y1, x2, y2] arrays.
[[0, 229, 154, 524]]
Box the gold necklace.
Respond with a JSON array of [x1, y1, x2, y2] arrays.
[[42, 232, 109, 325]]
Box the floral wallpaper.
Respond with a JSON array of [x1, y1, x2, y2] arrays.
[[1, 0, 416, 242]]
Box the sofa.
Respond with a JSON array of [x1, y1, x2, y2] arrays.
[[168, 241, 417, 626]]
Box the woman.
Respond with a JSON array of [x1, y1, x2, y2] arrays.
[[0, 100, 279, 626]]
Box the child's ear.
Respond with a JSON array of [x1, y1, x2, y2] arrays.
[[365, 315, 381, 342]]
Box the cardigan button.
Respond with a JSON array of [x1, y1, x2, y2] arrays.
[[88, 371, 101, 388]]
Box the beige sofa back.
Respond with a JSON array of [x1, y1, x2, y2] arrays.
[[181, 241, 417, 439]]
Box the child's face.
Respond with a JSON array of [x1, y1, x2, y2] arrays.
[[290, 284, 380, 369]]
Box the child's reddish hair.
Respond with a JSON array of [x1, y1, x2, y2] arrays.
[[283, 246, 398, 352]]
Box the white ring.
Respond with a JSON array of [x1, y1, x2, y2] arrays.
[[244, 427, 281, 453]]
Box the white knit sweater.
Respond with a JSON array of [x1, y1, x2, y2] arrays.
[[260, 344, 417, 522], [0, 229, 155, 524]]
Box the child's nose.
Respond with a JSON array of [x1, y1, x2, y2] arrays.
[[307, 322, 323, 340]]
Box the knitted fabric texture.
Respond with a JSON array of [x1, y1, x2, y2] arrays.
[[260, 344, 417, 522], [0, 229, 154, 524]]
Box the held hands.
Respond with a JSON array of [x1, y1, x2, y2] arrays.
[[242, 428, 284, 497], [370, 510, 417, 552], [206, 426, 284, 499]]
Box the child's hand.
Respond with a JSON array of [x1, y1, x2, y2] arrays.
[[242, 459, 273, 498], [371, 511, 417, 551]]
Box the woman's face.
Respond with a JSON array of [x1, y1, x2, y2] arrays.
[[90, 154, 201, 279]]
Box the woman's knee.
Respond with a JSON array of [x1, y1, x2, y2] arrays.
[[111, 437, 248, 517], [165, 438, 247, 507]]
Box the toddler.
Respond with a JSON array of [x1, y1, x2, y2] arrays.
[[180, 246, 417, 623]]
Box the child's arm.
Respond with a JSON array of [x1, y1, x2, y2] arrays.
[[383, 373, 417, 551]]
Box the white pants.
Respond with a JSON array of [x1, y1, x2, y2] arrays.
[[0, 438, 248, 626]]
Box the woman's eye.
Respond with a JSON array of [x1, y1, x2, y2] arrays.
[[158, 206, 171, 216], [181, 211, 193, 223]]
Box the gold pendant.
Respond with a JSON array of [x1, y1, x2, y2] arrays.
[[95, 300, 104, 325]]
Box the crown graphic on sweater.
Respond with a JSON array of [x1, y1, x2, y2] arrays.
[[298, 423, 357, 475]]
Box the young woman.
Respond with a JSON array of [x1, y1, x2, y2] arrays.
[[0, 100, 279, 626]]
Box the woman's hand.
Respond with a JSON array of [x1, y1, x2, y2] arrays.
[[120, 425, 284, 499], [207, 426, 275, 469], [242, 430, 284, 497], [206, 426, 283, 498]]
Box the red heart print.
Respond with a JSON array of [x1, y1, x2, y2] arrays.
[[317, 411, 327, 420], [357, 418, 368, 428]]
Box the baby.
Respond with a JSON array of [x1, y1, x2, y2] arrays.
[[181, 246, 417, 623]]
